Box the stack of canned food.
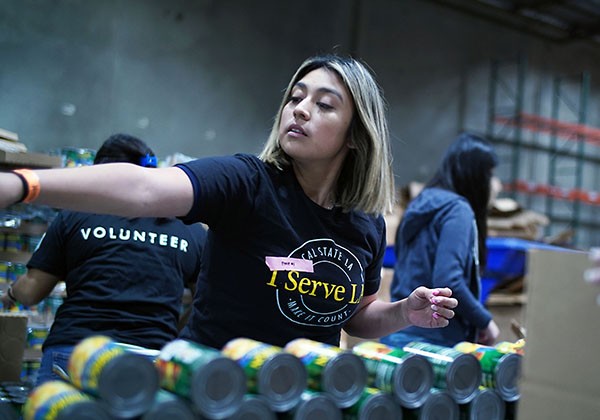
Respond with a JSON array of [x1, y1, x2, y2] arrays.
[[0, 381, 32, 420], [18, 335, 523, 420], [0, 261, 27, 285], [1, 232, 42, 254], [49, 147, 96, 168]]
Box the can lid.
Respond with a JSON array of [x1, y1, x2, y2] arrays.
[[97, 353, 159, 418], [190, 356, 247, 419], [420, 390, 460, 420], [55, 400, 113, 420], [321, 352, 367, 408], [142, 398, 196, 420], [258, 353, 307, 412], [494, 353, 522, 402], [466, 388, 506, 420], [229, 395, 276, 420], [445, 353, 482, 404], [391, 353, 434, 409], [294, 392, 342, 420], [357, 391, 402, 420]]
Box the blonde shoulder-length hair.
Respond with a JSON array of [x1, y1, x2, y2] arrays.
[[259, 55, 395, 216]]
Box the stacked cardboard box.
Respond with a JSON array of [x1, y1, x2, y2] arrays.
[[0, 312, 28, 381]]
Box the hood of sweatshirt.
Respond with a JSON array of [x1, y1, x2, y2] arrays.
[[398, 187, 466, 244]]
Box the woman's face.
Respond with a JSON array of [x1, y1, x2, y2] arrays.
[[278, 67, 354, 170]]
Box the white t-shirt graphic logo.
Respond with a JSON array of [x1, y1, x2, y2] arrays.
[[269, 238, 364, 327]]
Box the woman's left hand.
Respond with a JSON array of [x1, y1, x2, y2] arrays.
[[405, 286, 457, 328]]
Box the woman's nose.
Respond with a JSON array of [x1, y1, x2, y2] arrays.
[[293, 99, 310, 120]]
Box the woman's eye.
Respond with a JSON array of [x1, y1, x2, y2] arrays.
[[288, 96, 302, 104], [317, 102, 334, 110]]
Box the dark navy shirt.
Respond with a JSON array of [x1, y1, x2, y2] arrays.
[[30, 211, 205, 350], [177, 154, 385, 349]]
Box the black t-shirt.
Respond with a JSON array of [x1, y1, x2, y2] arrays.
[[29, 211, 205, 350], [177, 154, 385, 349]]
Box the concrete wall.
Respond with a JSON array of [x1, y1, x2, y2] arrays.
[[2, 0, 600, 245]]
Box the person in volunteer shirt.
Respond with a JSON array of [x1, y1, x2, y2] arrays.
[[1, 134, 205, 385], [0, 55, 457, 351]]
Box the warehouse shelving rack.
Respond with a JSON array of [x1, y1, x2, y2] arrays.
[[485, 56, 600, 248]]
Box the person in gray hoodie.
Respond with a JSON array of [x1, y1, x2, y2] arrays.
[[381, 132, 500, 348]]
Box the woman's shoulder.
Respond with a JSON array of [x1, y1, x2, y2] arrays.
[[345, 210, 385, 238]]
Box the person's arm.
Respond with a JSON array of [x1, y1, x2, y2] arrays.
[[477, 319, 500, 345], [0, 164, 194, 217], [5, 269, 61, 307], [343, 287, 457, 339], [432, 203, 499, 344], [433, 204, 494, 330]]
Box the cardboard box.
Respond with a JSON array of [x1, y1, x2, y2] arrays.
[[518, 249, 600, 419], [0, 312, 28, 381], [487, 292, 527, 342]]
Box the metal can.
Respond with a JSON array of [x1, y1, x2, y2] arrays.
[[454, 341, 521, 402], [229, 395, 276, 420], [459, 387, 505, 420], [222, 337, 307, 412], [4, 234, 22, 253], [280, 390, 341, 420], [155, 339, 246, 419], [403, 342, 481, 404], [0, 261, 9, 284], [11, 263, 27, 279], [22, 380, 111, 420], [284, 338, 367, 409], [27, 326, 50, 350], [68, 335, 159, 418], [342, 386, 402, 420], [59, 147, 96, 168], [495, 339, 525, 356], [352, 341, 434, 409], [403, 388, 460, 420], [142, 389, 196, 420]]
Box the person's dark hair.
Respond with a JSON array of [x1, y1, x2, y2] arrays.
[[260, 54, 394, 215], [94, 133, 156, 167], [426, 132, 498, 268]]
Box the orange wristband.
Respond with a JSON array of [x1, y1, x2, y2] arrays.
[[13, 168, 41, 203]]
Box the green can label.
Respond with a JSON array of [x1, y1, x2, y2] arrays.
[[455, 341, 518, 389], [155, 339, 222, 397], [403, 342, 462, 387], [222, 337, 282, 392], [284, 338, 341, 390], [352, 341, 410, 392]]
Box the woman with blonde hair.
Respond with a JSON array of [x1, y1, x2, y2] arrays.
[[0, 55, 457, 349]]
